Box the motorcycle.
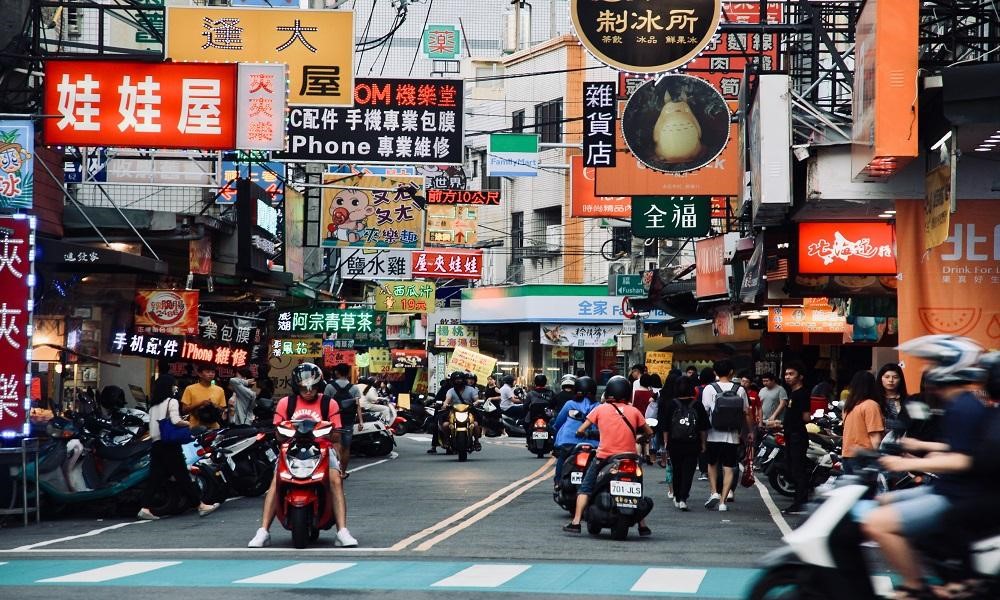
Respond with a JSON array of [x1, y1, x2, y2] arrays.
[[762, 430, 841, 498], [554, 441, 597, 513], [474, 397, 505, 438], [440, 402, 481, 462], [584, 452, 654, 540], [350, 411, 395, 457], [526, 406, 555, 458], [274, 419, 338, 549], [195, 425, 277, 498], [395, 393, 437, 435]]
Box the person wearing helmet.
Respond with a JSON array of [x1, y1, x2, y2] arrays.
[[524, 374, 554, 425], [428, 371, 480, 453], [553, 375, 577, 413], [552, 375, 598, 487], [861, 336, 989, 598], [248, 362, 357, 548], [498, 373, 524, 422], [562, 375, 655, 536]]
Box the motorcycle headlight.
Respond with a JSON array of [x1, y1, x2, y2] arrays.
[[454, 411, 470, 423], [287, 456, 321, 478]]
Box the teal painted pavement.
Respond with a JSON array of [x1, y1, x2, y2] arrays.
[[0, 559, 761, 597]]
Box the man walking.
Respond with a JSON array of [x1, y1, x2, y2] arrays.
[[782, 363, 813, 514], [701, 360, 753, 512], [324, 364, 364, 475], [759, 372, 788, 425]]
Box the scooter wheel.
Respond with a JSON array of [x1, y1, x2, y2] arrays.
[[587, 521, 602, 536], [611, 522, 629, 541], [747, 567, 823, 600], [290, 505, 312, 549], [768, 469, 797, 498]]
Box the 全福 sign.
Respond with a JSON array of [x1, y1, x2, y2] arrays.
[[631, 196, 710, 238]]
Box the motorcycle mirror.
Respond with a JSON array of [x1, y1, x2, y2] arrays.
[[812, 409, 825, 419], [646, 418, 658, 428], [567, 409, 582, 420], [904, 400, 931, 421]]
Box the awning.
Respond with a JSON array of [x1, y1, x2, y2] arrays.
[[37, 238, 168, 274]]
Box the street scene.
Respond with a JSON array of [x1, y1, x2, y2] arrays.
[[1, 1, 1000, 599]]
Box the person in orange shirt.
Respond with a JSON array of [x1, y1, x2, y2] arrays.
[[840, 370, 885, 474]]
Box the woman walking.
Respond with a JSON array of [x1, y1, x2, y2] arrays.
[[662, 376, 709, 510], [137, 372, 220, 520], [841, 371, 886, 474]]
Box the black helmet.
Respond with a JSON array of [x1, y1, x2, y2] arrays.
[[981, 351, 1000, 400], [502, 375, 515, 386], [291, 363, 323, 391], [533, 374, 547, 387], [450, 371, 465, 381], [575, 376, 596, 398], [604, 375, 631, 402], [98, 385, 126, 411], [465, 371, 478, 382]]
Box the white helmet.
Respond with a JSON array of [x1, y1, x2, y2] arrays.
[[897, 335, 986, 386], [560, 374, 577, 389]]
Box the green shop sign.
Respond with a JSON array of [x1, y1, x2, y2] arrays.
[[275, 309, 386, 345], [631, 196, 711, 238]]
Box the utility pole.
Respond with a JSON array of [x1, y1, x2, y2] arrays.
[[514, 0, 521, 52]]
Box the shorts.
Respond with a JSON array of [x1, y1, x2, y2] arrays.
[[339, 424, 354, 447], [884, 486, 952, 537], [577, 458, 606, 496], [706, 442, 740, 468]]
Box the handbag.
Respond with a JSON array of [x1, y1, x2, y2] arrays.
[[740, 442, 756, 488], [158, 398, 193, 444]]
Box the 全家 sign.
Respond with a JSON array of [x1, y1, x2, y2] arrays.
[[487, 134, 538, 177], [798, 222, 897, 275], [0, 216, 35, 436]]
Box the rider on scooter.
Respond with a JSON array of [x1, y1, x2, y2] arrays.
[[552, 376, 598, 488], [524, 374, 555, 427], [248, 363, 357, 548], [428, 371, 481, 454]]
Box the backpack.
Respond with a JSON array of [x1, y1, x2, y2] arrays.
[[329, 381, 358, 414], [670, 398, 700, 442], [709, 382, 744, 432], [284, 394, 331, 422]]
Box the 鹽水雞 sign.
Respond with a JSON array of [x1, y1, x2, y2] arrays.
[[583, 81, 616, 167], [338, 249, 413, 281]]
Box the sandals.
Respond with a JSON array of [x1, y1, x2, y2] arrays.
[[932, 579, 990, 600], [562, 522, 581, 534], [892, 584, 936, 600]]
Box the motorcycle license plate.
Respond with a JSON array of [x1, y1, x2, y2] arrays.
[[570, 471, 583, 485], [532, 431, 549, 440], [757, 446, 768, 458], [265, 448, 277, 462], [768, 448, 780, 461], [610, 480, 642, 497]]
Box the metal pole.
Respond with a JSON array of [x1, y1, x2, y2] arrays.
[[36, 157, 112, 247], [92, 183, 162, 261]]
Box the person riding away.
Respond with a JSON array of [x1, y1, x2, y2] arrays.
[[861, 336, 990, 600], [428, 371, 481, 453], [248, 363, 357, 548], [524, 374, 555, 426], [552, 375, 598, 488], [553, 374, 577, 413], [563, 375, 654, 537]]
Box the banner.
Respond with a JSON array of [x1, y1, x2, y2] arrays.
[[413, 249, 483, 280], [435, 324, 479, 349], [275, 308, 386, 344], [277, 78, 463, 163], [422, 24, 460, 59], [197, 313, 260, 349], [583, 81, 616, 167], [338, 249, 412, 281], [236, 63, 287, 151], [426, 205, 478, 246], [645, 351, 673, 381], [446, 346, 497, 383], [0, 216, 34, 436], [695, 236, 727, 298], [925, 164, 951, 250], [322, 345, 356, 367], [178, 339, 251, 368], [798, 222, 897, 275], [0, 121, 33, 210], [320, 174, 425, 249], [270, 337, 323, 358], [110, 329, 183, 360], [569, 154, 630, 218], [135, 290, 199, 335], [44, 60, 237, 149], [540, 324, 621, 348], [166, 7, 353, 106], [391, 349, 428, 368], [375, 281, 436, 313], [217, 153, 284, 206], [768, 307, 847, 333]]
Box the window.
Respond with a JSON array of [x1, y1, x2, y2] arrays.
[[512, 110, 525, 134], [534, 98, 563, 144], [611, 227, 631, 257], [510, 211, 525, 282], [511, 212, 524, 250]]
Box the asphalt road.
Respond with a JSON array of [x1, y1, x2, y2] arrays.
[[0, 434, 800, 599]]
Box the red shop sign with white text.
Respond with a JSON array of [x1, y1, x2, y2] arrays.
[[44, 60, 237, 149], [0, 216, 35, 436], [412, 249, 483, 280], [427, 190, 500, 205], [798, 222, 897, 275], [695, 235, 727, 298]]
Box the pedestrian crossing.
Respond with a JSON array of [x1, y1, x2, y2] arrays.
[[0, 559, 760, 597]]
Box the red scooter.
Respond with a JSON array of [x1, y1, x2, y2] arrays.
[[273, 419, 336, 549]]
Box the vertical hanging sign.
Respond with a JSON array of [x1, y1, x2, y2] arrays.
[[583, 81, 617, 167], [236, 63, 288, 151], [0, 215, 35, 437], [0, 121, 33, 210]]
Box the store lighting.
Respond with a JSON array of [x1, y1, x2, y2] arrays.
[[975, 147, 993, 152]]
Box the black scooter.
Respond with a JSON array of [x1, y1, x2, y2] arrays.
[[526, 405, 555, 458], [584, 452, 654, 540], [554, 441, 597, 512]]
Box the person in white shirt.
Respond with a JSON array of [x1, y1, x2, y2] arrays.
[[358, 376, 394, 426], [701, 359, 753, 512]]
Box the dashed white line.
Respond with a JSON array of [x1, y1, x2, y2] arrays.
[[431, 564, 531, 588], [234, 562, 356, 584], [38, 561, 179, 583]]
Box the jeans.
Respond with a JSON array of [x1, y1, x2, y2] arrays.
[[668, 446, 699, 502], [554, 443, 576, 484], [142, 441, 201, 513]]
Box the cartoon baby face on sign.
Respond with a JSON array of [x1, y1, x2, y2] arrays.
[[328, 189, 375, 243]]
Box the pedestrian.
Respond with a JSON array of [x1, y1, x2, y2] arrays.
[[629, 364, 647, 395], [632, 373, 655, 416], [359, 376, 393, 426], [138, 369, 219, 520], [701, 360, 752, 512], [759, 372, 789, 426], [324, 363, 364, 476], [662, 375, 709, 510], [781, 362, 813, 514], [180, 364, 227, 429], [498, 374, 524, 422], [739, 371, 762, 425], [877, 363, 910, 423], [229, 367, 258, 426], [841, 370, 885, 474], [685, 365, 698, 379], [695, 366, 717, 481], [644, 384, 661, 465]]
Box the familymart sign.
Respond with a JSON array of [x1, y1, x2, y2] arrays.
[[487, 133, 539, 177]]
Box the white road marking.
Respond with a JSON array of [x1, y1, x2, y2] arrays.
[[630, 568, 707, 593], [2, 547, 397, 554], [234, 562, 356, 584], [10, 520, 152, 551], [754, 479, 793, 536], [38, 561, 179, 583], [872, 575, 894, 597], [431, 564, 531, 588], [346, 452, 397, 474], [400, 435, 432, 443]]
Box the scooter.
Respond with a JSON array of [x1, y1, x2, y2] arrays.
[[584, 452, 654, 540], [197, 425, 277, 498], [526, 407, 555, 458], [274, 419, 338, 549], [763, 431, 841, 498], [395, 394, 437, 434], [554, 441, 597, 513], [350, 411, 395, 457], [474, 397, 505, 438], [440, 403, 481, 462]]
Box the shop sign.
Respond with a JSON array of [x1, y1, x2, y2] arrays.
[[64, 148, 107, 184], [392, 349, 428, 368], [610, 274, 645, 297], [434, 323, 479, 349], [413, 248, 482, 280], [539, 324, 621, 348], [236, 63, 288, 151], [426, 205, 478, 246], [270, 337, 323, 358], [583, 81, 616, 167], [322, 344, 356, 367], [197, 314, 260, 349], [570, 155, 630, 218], [134, 0, 164, 43], [189, 237, 212, 276], [375, 281, 436, 313], [275, 308, 386, 344], [328, 164, 417, 177], [165, 7, 354, 106], [367, 348, 392, 372], [460, 285, 674, 324], [767, 306, 847, 334], [320, 174, 425, 249], [324, 338, 356, 350], [338, 249, 412, 281], [695, 236, 727, 298], [135, 290, 199, 335], [110, 330, 183, 360], [925, 164, 951, 251], [420, 165, 468, 190], [422, 24, 460, 59], [0, 120, 33, 210], [217, 153, 284, 206], [445, 346, 496, 383], [645, 351, 673, 381], [0, 216, 35, 437], [276, 78, 463, 163], [739, 235, 764, 303], [798, 222, 897, 275], [571, 0, 722, 73], [180, 339, 251, 368], [427, 189, 500, 205], [631, 196, 710, 238], [487, 134, 538, 177], [43, 60, 237, 149]]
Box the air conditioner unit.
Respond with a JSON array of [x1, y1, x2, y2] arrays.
[[608, 260, 628, 279], [545, 225, 561, 252], [65, 8, 82, 37], [206, 0, 230, 6]]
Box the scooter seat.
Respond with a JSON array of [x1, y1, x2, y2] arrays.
[[95, 439, 150, 460], [215, 427, 259, 442]]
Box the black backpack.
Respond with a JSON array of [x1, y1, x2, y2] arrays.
[[283, 394, 331, 422], [670, 398, 700, 442], [709, 382, 744, 432], [328, 381, 358, 414]]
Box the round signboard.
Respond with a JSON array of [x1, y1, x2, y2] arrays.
[[621, 75, 731, 174], [571, 0, 722, 73]]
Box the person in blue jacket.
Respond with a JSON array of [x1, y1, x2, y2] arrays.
[[553, 375, 599, 487]]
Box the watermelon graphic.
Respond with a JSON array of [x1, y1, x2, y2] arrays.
[[987, 314, 1000, 340], [918, 308, 982, 336]]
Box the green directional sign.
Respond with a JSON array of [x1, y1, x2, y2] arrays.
[[611, 274, 645, 296], [631, 196, 711, 238]]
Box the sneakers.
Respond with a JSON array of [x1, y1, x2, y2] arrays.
[[698, 474, 708, 481], [248, 527, 271, 548], [667, 488, 674, 499], [673, 498, 680, 508], [718, 503, 729, 512], [198, 503, 220, 517], [678, 501, 689, 511], [335, 528, 358, 547], [638, 525, 652, 537], [727, 490, 735, 502], [136, 508, 159, 521], [562, 522, 581, 534], [704, 492, 721, 509]]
